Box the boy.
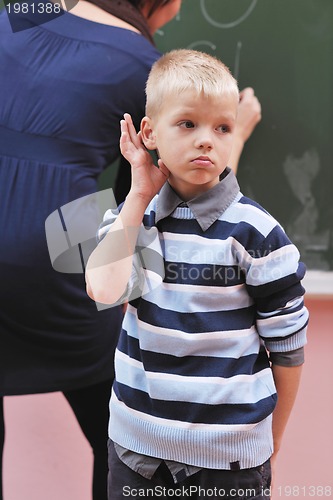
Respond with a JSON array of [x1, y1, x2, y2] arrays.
[[86, 50, 308, 499]]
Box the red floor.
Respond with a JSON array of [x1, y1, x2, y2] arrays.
[[3, 298, 333, 499]]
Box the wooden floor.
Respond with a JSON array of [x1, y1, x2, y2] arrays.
[[3, 297, 333, 499]]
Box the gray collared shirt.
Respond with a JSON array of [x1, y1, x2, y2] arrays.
[[114, 442, 201, 483], [156, 167, 240, 231]]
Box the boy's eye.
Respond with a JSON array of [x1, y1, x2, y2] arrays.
[[180, 121, 194, 128], [218, 124, 230, 133]]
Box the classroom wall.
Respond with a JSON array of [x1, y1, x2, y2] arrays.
[[3, 298, 332, 499]]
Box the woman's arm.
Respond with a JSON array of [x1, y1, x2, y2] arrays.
[[228, 87, 262, 174]]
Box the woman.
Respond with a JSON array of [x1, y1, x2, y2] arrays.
[[0, 1, 260, 499]]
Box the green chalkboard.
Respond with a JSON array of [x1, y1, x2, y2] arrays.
[[155, 0, 333, 272]]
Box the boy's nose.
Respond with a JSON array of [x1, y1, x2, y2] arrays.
[[193, 125, 214, 149], [195, 134, 213, 150]]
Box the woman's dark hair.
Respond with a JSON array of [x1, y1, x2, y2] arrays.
[[84, 0, 171, 43], [128, 0, 172, 17]]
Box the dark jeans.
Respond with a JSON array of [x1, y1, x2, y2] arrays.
[[0, 378, 112, 500], [108, 440, 271, 500]]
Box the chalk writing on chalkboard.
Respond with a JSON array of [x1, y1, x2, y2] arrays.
[[187, 40, 216, 51], [200, 0, 257, 29], [283, 150, 330, 269]]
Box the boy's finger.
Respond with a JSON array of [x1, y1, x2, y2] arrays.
[[120, 120, 130, 146], [120, 119, 127, 133], [124, 114, 141, 147], [120, 119, 131, 138]]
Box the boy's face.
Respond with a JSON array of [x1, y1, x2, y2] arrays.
[[141, 90, 238, 200]]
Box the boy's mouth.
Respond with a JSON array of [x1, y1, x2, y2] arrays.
[[191, 156, 213, 166]]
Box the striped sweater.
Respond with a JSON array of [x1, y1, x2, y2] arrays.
[[100, 170, 308, 470]]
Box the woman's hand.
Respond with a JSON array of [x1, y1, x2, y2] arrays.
[[235, 87, 262, 144], [228, 87, 261, 173], [120, 113, 169, 202]]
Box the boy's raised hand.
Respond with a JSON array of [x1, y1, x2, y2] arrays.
[[120, 114, 169, 202]]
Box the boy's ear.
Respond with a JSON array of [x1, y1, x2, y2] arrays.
[[141, 117, 157, 150]]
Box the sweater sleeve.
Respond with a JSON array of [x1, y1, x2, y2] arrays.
[[244, 225, 309, 353], [96, 208, 164, 305]]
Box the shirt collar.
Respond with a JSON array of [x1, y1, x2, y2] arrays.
[[156, 167, 240, 231]]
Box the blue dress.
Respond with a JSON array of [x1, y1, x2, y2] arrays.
[[0, 1, 161, 395]]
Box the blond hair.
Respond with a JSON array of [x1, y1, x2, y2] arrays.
[[145, 49, 239, 117]]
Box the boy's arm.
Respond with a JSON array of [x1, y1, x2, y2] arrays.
[[85, 193, 147, 304], [228, 87, 261, 174], [86, 114, 169, 304], [271, 363, 303, 458]]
